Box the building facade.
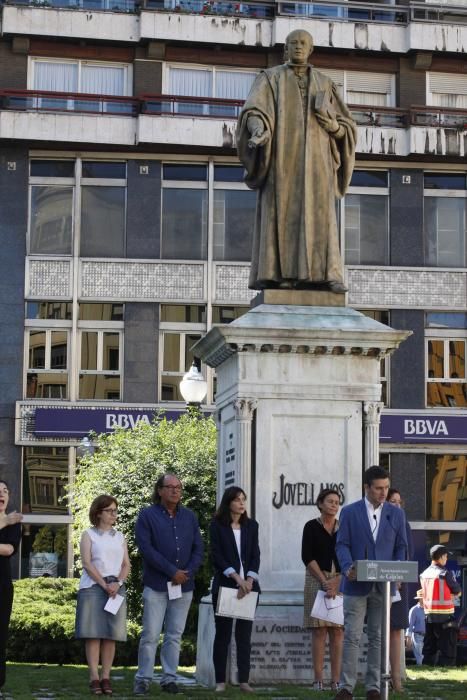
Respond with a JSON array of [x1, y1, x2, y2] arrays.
[[0, 0, 466, 587]]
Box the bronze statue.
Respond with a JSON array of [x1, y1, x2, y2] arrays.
[[237, 30, 357, 293]]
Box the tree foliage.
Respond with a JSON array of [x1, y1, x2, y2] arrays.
[[69, 413, 217, 622]]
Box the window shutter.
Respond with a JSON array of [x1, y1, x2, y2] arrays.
[[429, 72, 467, 96]]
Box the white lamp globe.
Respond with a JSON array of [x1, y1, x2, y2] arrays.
[[179, 363, 208, 405]]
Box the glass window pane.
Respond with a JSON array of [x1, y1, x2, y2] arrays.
[[163, 334, 181, 372], [50, 331, 67, 369], [424, 173, 466, 190], [22, 446, 69, 516], [26, 302, 72, 320], [82, 161, 126, 179], [80, 186, 125, 257], [102, 333, 120, 371], [424, 197, 466, 267], [350, 170, 388, 187], [213, 190, 255, 261], [449, 340, 465, 379], [427, 455, 467, 521], [185, 334, 202, 369], [33, 61, 78, 92], [79, 303, 124, 321], [81, 331, 98, 370], [27, 372, 68, 399], [426, 313, 467, 329], [161, 189, 207, 260], [79, 375, 121, 400], [161, 374, 183, 402], [30, 186, 73, 255], [81, 66, 125, 97], [212, 306, 248, 324], [30, 160, 75, 178], [160, 305, 206, 323], [20, 524, 69, 578], [29, 331, 46, 369], [345, 194, 388, 265], [427, 381, 467, 408], [214, 165, 245, 182], [428, 340, 445, 379], [163, 164, 207, 181]]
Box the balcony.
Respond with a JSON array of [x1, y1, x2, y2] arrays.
[[2, 1, 467, 51], [1, 89, 466, 156]]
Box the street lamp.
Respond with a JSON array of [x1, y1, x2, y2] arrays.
[[179, 362, 207, 409], [77, 435, 95, 460]]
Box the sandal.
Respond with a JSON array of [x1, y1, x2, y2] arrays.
[[101, 679, 113, 695], [90, 680, 103, 695]]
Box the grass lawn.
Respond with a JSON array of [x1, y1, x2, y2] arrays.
[[3, 664, 467, 699]]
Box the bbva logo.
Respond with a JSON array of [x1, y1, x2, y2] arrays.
[[404, 419, 448, 436], [106, 413, 151, 429]]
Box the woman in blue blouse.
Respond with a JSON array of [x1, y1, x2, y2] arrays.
[[210, 486, 260, 694]]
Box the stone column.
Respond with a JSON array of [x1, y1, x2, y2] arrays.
[[233, 398, 257, 493], [363, 401, 383, 469]]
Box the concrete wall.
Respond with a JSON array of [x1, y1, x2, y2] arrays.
[[123, 303, 159, 403], [390, 310, 426, 410], [390, 169, 424, 267], [126, 160, 161, 259]]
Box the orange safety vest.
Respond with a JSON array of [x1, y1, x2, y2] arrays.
[[420, 567, 455, 616]]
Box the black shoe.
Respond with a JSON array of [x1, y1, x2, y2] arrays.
[[161, 682, 180, 694]]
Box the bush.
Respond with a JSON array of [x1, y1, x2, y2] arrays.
[[69, 413, 217, 631]]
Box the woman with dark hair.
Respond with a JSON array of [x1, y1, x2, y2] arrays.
[[0, 479, 22, 697], [387, 487, 413, 693], [302, 488, 343, 691], [75, 494, 130, 695], [210, 486, 260, 694]]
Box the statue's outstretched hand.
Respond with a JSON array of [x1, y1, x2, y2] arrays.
[[247, 116, 270, 149]]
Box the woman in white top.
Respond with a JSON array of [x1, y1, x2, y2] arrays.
[[75, 494, 130, 696]]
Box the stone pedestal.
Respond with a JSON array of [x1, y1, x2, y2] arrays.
[[194, 301, 410, 686]]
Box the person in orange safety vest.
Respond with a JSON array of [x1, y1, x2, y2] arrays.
[[419, 544, 461, 666]]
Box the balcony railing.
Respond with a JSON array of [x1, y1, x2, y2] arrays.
[[1, 90, 466, 130], [0, 89, 140, 115], [277, 1, 408, 23], [3, 0, 138, 10], [142, 0, 274, 17]]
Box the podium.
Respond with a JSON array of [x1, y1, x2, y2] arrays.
[[356, 561, 418, 700]]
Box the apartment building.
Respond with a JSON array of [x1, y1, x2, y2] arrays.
[[0, 0, 466, 585]]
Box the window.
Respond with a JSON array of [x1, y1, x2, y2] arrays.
[[212, 306, 249, 324], [427, 72, 467, 110], [166, 65, 257, 115], [361, 310, 390, 406], [426, 339, 467, 407], [159, 331, 203, 401], [161, 164, 207, 260], [79, 330, 122, 400], [424, 173, 467, 268], [427, 455, 467, 521], [26, 302, 72, 320], [22, 446, 69, 515], [26, 329, 69, 399], [318, 69, 395, 107], [344, 171, 389, 265], [29, 58, 131, 111], [29, 159, 127, 256], [213, 165, 255, 262]]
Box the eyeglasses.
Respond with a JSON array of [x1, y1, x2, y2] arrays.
[[161, 485, 182, 492], [102, 508, 118, 515]]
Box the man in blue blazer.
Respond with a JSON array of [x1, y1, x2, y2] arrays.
[[334, 466, 408, 700]]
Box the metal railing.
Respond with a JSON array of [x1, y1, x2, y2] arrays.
[[1, 90, 466, 130], [141, 0, 274, 17], [3, 0, 139, 10], [276, 1, 408, 24], [410, 1, 467, 25]]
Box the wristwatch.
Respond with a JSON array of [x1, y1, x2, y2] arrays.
[[118, 580, 124, 588]]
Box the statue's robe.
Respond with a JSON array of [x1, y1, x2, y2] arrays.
[[237, 64, 357, 290]]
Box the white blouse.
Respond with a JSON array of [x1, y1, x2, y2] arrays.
[[233, 528, 245, 580], [79, 527, 125, 590]]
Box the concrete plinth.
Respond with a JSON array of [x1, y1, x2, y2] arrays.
[[194, 302, 410, 685]]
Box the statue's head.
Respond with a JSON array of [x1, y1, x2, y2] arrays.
[[285, 30, 314, 66]]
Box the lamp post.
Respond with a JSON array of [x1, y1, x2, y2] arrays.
[[179, 362, 208, 411], [76, 435, 95, 460]]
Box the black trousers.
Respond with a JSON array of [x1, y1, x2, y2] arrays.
[[212, 594, 253, 684], [422, 620, 457, 666], [0, 580, 14, 688]]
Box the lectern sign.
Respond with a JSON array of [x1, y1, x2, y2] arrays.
[[356, 560, 418, 583]]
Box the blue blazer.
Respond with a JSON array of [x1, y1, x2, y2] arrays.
[[336, 499, 408, 596], [210, 518, 261, 595]]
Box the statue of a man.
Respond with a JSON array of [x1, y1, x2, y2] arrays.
[[237, 30, 357, 293]]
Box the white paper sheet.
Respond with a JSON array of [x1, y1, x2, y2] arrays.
[[167, 582, 182, 600], [311, 589, 344, 626], [104, 593, 124, 615], [216, 587, 258, 621]]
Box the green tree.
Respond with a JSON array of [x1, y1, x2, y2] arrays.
[[70, 413, 217, 625]]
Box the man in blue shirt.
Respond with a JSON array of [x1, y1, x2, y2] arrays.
[[406, 591, 426, 665], [133, 473, 204, 695]]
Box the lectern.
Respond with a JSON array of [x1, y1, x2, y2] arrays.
[[356, 561, 419, 700]]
